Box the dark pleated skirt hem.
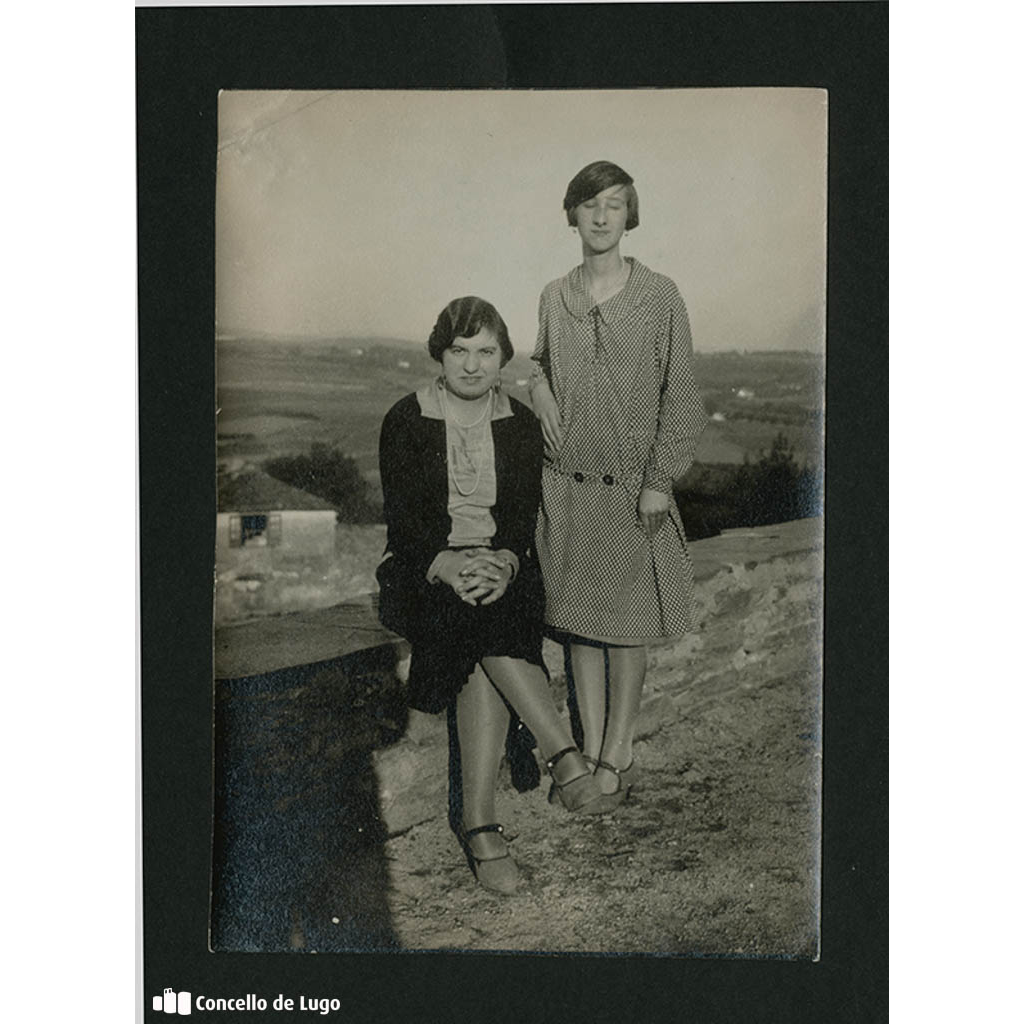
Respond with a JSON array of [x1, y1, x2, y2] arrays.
[[406, 643, 547, 715], [381, 559, 548, 715]]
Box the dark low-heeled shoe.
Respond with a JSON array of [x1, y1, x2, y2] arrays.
[[457, 824, 519, 895], [612, 759, 640, 793], [545, 747, 605, 814], [589, 757, 639, 812]]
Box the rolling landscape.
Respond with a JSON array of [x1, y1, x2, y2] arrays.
[[212, 339, 826, 955], [216, 335, 824, 502]]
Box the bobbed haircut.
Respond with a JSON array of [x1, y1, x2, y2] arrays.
[[563, 160, 639, 231], [427, 296, 514, 366]]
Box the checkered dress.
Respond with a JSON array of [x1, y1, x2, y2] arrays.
[[532, 259, 707, 640]]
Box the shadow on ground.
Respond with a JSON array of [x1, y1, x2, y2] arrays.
[[210, 645, 407, 952]]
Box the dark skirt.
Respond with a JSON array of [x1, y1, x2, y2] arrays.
[[377, 553, 547, 714]]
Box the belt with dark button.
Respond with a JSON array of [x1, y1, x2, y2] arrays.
[[546, 463, 645, 492], [562, 468, 617, 485]]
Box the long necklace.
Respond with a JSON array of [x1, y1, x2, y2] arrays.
[[439, 385, 492, 497], [438, 383, 493, 427]]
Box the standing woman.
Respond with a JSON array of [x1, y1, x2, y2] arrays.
[[377, 297, 605, 896], [529, 161, 707, 808]]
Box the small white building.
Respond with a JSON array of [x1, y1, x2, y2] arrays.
[[216, 472, 338, 574], [216, 472, 341, 624]]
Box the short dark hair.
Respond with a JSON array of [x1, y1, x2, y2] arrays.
[[563, 160, 639, 231], [427, 296, 513, 365]]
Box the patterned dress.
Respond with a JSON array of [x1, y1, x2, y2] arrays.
[[532, 258, 707, 641]]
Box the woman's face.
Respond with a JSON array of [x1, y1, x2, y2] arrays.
[[441, 329, 502, 400], [574, 184, 629, 255]]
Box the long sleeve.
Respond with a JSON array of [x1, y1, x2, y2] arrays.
[[529, 289, 554, 392], [493, 407, 543, 562], [642, 292, 707, 493], [378, 398, 448, 579]]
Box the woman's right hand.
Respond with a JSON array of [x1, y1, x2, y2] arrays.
[[432, 549, 509, 605], [531, 377, 563, 452]]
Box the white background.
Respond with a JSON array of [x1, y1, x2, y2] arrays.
[[2, 3, 1019, 1020]]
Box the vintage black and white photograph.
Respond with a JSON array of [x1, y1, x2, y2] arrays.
[[210, 87, 827, 956]]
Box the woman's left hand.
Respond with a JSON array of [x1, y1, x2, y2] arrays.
[[454, 549, 514, 605], [458, 563, 513, 605], [466, 566, 513, 605], [637, 487, 670, 538]]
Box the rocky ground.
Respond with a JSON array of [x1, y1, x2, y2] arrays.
[[212, 519, 822, 959], [374, 530, 822, 957]]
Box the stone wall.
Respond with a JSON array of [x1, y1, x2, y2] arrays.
[[374, 519, 822, 834]]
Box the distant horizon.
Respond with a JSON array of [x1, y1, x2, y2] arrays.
[[215, 329, 825, 357], [217, 90, 827, 355]]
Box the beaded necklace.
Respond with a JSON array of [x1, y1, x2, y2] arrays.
[[439, 385, 493, 497]]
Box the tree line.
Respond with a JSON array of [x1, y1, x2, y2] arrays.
[[266, 432, 822, 540], [264, 443, 381, 523], [673, 433, 822, 540]]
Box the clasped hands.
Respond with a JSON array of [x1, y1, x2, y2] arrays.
[[533, 377, 670, 539], [433, 548, 515, 606]]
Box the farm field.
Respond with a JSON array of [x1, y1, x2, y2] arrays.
[[216, 337, 824, 497]]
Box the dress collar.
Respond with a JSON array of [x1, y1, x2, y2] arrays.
[[416, 378, 513, 421], [559, 256, 653, 324]]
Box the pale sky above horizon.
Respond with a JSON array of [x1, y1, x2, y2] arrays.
[[216, 89, 827, 354]]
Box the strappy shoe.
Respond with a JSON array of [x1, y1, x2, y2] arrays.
[[545, 747, 605, 814], [591, 758, 640, 809], [457, 824, 519, 895]]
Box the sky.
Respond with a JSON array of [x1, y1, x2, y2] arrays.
[[216, 89, 827, 354]]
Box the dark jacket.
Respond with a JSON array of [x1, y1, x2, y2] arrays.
[[376, 390, 544, 643]]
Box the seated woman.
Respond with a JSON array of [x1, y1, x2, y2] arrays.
[[376, 296, 606, 896]]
